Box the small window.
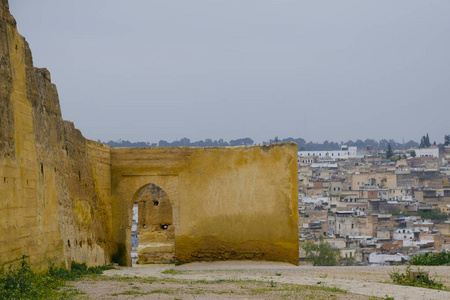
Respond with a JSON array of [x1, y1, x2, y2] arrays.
[[40, 163, 44, 174], [153, 201, 159, 206], [160, 224, 169, 230]]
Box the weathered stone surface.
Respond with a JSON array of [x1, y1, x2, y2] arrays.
[[0, 1, 113, 270], [0, 0, 299, 269]]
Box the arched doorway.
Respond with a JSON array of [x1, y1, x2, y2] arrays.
[[132, 183, 174, 264]]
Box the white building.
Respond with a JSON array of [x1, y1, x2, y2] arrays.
[[393, 228, 414, 241], [311, 162, 338, 169], [298, 145, 357, 160], [300, 197, 329, 204], [414, 147, 439, 158], [369, 253, 409, 265]]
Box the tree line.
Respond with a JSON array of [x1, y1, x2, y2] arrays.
[[102, 137, 255, 148], [101, 133, 449, 150]]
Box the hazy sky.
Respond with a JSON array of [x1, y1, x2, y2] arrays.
[[9, 1, 450, 144]]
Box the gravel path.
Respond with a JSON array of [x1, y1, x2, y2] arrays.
[[96, 261, 450, 300]]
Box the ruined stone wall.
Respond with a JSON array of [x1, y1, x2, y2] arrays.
[[110, 144, 299, 266], [0, 1, 113, 269]]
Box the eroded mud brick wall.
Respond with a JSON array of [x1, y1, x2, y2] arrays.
[[111, 144, 299, 266], [0, 0, 114, 270]]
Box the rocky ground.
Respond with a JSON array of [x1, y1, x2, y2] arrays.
[[70, 261, 450, 299]]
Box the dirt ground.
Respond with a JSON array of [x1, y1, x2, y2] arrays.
[[71, 261, 450, 300]]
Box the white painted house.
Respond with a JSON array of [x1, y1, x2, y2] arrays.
[[394, 228, 414, 241], [298, 145, 357, 160], [414, 147, 439, 158]]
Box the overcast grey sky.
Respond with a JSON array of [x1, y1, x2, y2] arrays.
[[9, 1, 450, 144]]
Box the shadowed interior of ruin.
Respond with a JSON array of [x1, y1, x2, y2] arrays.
[[134, 184, 174, 264]]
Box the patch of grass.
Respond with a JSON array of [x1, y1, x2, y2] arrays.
[[188, 278, 242, 284], [111, 287, 172, 296], [275, 272, 282, 276], [94, 275, 158, 284], [249, 282, 347, 297], [214, 290, 235, 294], [60, 287, 86, 296], [251, 287, 274, 294], [162, 268, 184, 275], [112, 290, 146, 296], [189, 288, 205, 294], [149, 288, 172, 294], [0, 255, 114, 300], [315, 285, 347, 293], [370, 296, 395, 300], [390, 266, 445, 290]]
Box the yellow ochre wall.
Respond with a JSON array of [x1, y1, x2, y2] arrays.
[[111, 145, 299, 266], [0, 0, 299, 269], [0, 1, 114, 270]]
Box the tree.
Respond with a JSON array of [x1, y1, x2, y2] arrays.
[[418, 210, 448, 221], [302, 237, 340, 266], [445, 135, 450, 146], [410, 150, 416, 158], [420, 133, 431, 148], [386, 143, 393, 159], [229, 138, 254, 146]]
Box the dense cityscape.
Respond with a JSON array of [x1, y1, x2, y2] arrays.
[[298, 142, 450, 266]]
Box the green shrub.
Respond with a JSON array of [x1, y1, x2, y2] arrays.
[[0, 255, 114, 299], [0, 256, 61, 299], [390, 266, 444, 290], [417, 210, 448, 221], [409, 252, 450, 266], [302, 237, 340, 266]]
